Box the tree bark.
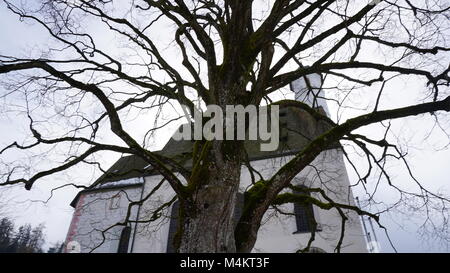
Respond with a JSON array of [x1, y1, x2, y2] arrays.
[[178, 140, 243, 252]]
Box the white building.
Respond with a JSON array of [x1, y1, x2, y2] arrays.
[[64, 78, 368, 253]]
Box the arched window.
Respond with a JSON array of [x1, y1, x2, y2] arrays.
[[166, 200, 179, 253], [306, 247, 327, 253], [293, 186, 318, 234], [117, 226, 131, 253]]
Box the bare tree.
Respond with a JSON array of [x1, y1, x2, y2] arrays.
[[0, 0, 449, 253]]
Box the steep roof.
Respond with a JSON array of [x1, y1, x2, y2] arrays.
[[70, 105, 332, 207]]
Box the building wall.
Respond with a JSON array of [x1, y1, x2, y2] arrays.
[[66, 149, 367, 253], [240, 149, 367, 253], [65, 186, 142, 253], [130, 174, 182, 253]]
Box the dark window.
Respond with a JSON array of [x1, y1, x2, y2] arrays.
[[166, 201, 180, 253], [117, 226, 131, 253], [293, 187, 316, 233], [233, 193, 245, 228], [166, 194, 244, 253]]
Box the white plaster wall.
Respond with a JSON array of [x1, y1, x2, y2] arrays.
[[66, 186, 142, 253], [131, 175, 175, 253], [131, 172, 188, 253], [241, 149, 367, 253]]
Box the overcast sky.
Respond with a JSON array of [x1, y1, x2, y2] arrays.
[[0, 1, 449, 253]]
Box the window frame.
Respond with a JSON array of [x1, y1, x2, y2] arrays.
[[109, 193, 121, 210], [292, 186, 322, 234]]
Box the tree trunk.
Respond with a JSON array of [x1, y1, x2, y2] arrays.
[[178, 140, 243, 253], [177, 56, 252, 251]]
